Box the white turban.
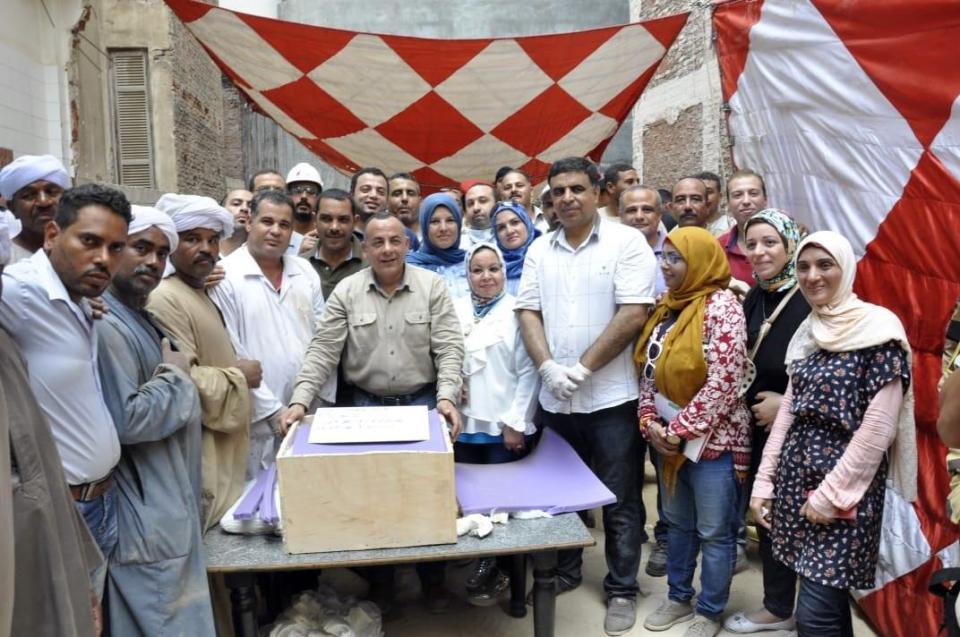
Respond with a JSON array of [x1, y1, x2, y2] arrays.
[[155, 193, 234, 239], [0, 154, 70, 200], [129, 205, 179, 252], [0, 209, 23, 267]]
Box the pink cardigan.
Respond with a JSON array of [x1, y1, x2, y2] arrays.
[[752, 379, 902, 517]]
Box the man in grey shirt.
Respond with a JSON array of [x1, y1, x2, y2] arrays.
[[280, 212, 464, 617]]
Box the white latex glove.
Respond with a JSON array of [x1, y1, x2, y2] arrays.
[[567, 362, 592, 385], [538, 359, 578, 400]]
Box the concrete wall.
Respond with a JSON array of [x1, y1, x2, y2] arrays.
[[69, 0, 244, 200], [230, 0, 635, 188], [0, 0, 82, 167], [630, 0, 730, 193]]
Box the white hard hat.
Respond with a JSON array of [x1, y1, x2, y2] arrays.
[[286, 162, 323, 189]]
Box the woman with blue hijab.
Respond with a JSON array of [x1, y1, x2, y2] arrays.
[[406, 192, 470, 299], [491, 201, 541, 294]]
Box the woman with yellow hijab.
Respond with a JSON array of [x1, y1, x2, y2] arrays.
[[636, 227, 751, 637]]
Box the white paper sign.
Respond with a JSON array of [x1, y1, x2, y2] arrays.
[[306, 405, 430, 444]]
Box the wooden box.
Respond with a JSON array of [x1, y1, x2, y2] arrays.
[[276, 410, 458, 554]]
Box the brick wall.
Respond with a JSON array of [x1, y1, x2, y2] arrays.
[[221, 76, 246, 188], [641, 103, 702, 190], [636, 0, 705, 88], [169, 12, 226, 198]]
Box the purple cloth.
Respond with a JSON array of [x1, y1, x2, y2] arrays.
[[290, 409, 448, 456], [454, 428, 616, 515], [233, 463, 274, 520]]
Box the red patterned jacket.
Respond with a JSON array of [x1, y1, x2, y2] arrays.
[[638, 289, 752, 472]]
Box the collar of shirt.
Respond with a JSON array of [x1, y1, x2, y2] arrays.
[[549, 214, 603, 253], [364, 263, 414, 297], [312, 235, 363, 267], [28, 249, 93, 322], [724, 226, 744, 255], [232, 245, 303, 280]]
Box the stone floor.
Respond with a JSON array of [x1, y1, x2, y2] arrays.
[[313, 472, 880, 637]]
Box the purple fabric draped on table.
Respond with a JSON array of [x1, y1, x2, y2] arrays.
[[455, 428, 616, 515]]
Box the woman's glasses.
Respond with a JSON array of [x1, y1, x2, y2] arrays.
[[658, 252, 684, 266]]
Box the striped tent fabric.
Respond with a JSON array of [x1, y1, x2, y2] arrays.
[[164, 0, 687, 188], [714, 1, 960, 634]]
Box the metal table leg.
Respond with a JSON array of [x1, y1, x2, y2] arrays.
[[225, 573, 258, 637], [531, 550, 557, 637], [508, 554, 527, 618]]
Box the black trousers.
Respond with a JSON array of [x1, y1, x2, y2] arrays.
[[542, 400, 643, 599]]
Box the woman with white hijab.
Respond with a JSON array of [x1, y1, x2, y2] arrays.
[[453, 241, 539, 607], [750, 231, 916, 637]]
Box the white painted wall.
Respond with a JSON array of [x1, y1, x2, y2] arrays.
[[0, 0, 82, 166], [219, 0, 278, 18]]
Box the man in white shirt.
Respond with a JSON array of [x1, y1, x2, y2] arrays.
[[211, 189, 335, 477], [0, 154, 70, 263], [599, 163, 640, 223], [516, 156, 656, 637], [0, 183, 131, 562], [698, 171, 734, 237], [461, 181, 496, 247]]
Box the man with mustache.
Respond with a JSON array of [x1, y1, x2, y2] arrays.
[[0, 183, 131, 565], [95, 205, 215, 635], [146, 194, 261, 530], [211, 190, 336, 480], [671, 176, 711, 229], [286, 162, 324, 255], [303, 188, 367, 300], [0, 154, 71, 263], [0, 207, 106, 637], [496, 166, 549, 232]]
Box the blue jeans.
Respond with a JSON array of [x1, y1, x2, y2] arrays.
[[658, 452, 738, 620], [795, 577, 852, 637], [75, 482, 118, 598]]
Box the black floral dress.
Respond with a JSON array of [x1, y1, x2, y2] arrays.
[[770, 341, 910, 589]]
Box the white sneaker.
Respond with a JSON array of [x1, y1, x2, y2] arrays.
[[644, 598, 694, 631], [683, 615, 722, 637]]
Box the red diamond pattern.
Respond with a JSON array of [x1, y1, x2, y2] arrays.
[[376, 91, 484, 165], [165, 0, 684, 188], [491, 85, 592, 158], [262, 77, 368, 140]]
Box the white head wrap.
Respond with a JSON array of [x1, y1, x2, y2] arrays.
[[155, 193, 234, 239], [0, 209, 23, 266], [129, 205, 179, 252], [0, 154, 70, 200]]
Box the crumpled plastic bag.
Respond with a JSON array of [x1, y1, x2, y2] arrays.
[[268, 583, 382, 637]]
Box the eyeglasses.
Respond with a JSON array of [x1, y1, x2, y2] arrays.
[[289, 184, 320, 196], [255, 185, 284, 193], [658, 252, 684, 266]]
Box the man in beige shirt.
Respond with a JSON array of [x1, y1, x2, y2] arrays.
[[281, 212, 463, 434], [280, 212, 463, 617]]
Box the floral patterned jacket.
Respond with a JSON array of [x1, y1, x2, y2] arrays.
[[638, 289, 752, 472]]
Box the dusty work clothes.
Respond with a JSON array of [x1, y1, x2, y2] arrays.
[[290, 264, 463, 408], [97, 292, 215, 636], [147, 275, 251, 531], [211, 247, 336, 476], [1, 328, 103, 637]]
